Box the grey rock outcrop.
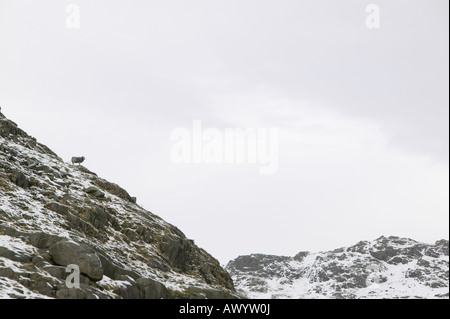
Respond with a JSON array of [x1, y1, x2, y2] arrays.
[[136, 277, 170, 299], [84, 186, 105, 198], [49, 241, 104, 281]]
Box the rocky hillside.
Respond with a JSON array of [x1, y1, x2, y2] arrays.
[[227, 236, 449, 299], [0, 111, 236, 299]]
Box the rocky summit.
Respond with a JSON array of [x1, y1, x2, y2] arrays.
[[226, 236, 449, 299], [0, 111, 236, 299]]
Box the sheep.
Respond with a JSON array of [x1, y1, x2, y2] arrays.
[[71, 156, 85, 165]]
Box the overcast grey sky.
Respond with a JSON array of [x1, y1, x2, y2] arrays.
[[0, 0, 448, 264]]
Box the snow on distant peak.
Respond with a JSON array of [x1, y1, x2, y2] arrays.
[[226, 236, 449, 299]]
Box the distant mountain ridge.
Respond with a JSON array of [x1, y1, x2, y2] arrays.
[[0, 110, 236, 299], [226, 236, 449, 299]]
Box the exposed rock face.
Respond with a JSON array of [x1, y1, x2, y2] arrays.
[[136, 277, 170, 299], [0, 111, 235, 299], [227, 236, 449, 299]]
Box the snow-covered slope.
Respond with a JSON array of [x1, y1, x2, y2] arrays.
[[227, 236, 449, 299], [0, 111, 236, 299]]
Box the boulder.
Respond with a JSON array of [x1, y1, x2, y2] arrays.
[[93, 179, 134, 202], [84, 186, 105, 198], [136, 277, 170, 299], [116, 276, 141, 299], [28, 232, 65, 249], [49, 240, 103, 281], [0, 119, 26, 137], [95, 251, 140, 281], [42, 265, 67, 280]]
